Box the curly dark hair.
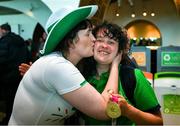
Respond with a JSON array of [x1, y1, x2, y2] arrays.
[[80, 21, 133, 79], [93, 21, 128, 52]]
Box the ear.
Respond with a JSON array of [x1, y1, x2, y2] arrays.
[[70, 36, 79, 49], [69, 40, 75, 49]]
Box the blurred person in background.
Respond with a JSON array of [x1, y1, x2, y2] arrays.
[[0, 23, 31, 124], [122, 28, 138, 68]]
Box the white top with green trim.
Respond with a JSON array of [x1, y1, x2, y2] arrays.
[[9, 52, 87, 125]]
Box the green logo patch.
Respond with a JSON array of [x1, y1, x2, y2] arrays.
[[163, 94, 180, 114]]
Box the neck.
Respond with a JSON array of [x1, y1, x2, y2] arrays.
[[66, 51, 82, 66], [96, 64, 110, 76]]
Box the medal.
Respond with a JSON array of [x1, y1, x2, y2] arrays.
[[106, 90, 121, 126], [106, 95, 121, 118]]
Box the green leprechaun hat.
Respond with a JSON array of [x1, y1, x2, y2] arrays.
[[40, 5, 98, 55]]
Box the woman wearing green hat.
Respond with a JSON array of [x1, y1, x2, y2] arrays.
[[8, 5, 122, 125]]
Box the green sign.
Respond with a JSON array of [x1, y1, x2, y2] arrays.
[[161, 52, 180, 66], [163, 94, 180, 115]]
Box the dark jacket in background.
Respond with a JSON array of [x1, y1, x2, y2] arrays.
[[0, 32, 31, 124]]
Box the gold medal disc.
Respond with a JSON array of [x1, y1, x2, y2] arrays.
[[106, 101, 121, 118]]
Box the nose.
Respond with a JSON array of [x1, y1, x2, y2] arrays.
[[101, 41, 108, 48]]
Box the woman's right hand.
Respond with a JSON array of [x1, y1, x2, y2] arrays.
[[19, 62, 32, 76]]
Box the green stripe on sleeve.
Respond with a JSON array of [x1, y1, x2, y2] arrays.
[[80, 80, 88, 87]]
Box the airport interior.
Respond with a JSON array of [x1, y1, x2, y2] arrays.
[[0, 0, 180, 125]]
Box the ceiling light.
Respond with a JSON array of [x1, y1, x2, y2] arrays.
[[143, 12, 147, 16], [131, 13, 135, 18], [116, 13, 120, 16], [151, 12, 155, 16]]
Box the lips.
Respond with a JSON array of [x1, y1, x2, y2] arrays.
[[98, 50, 109, 55]]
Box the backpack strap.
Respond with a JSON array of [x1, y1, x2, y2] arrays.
[[120, 65, 136, 105]]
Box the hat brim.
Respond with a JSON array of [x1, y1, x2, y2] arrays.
[[41, 5, 98, 55]]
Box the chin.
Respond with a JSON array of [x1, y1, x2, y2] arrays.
[[89, 53, 93, 57], [99, 59, 112, 64], [85, 53, 93, 57], [89, 51, 94, 56]]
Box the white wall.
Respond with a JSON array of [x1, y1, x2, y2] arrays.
[[0, 14, 37, 40], [0, 0, 51, 40], [0, 0, 80, 40]]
